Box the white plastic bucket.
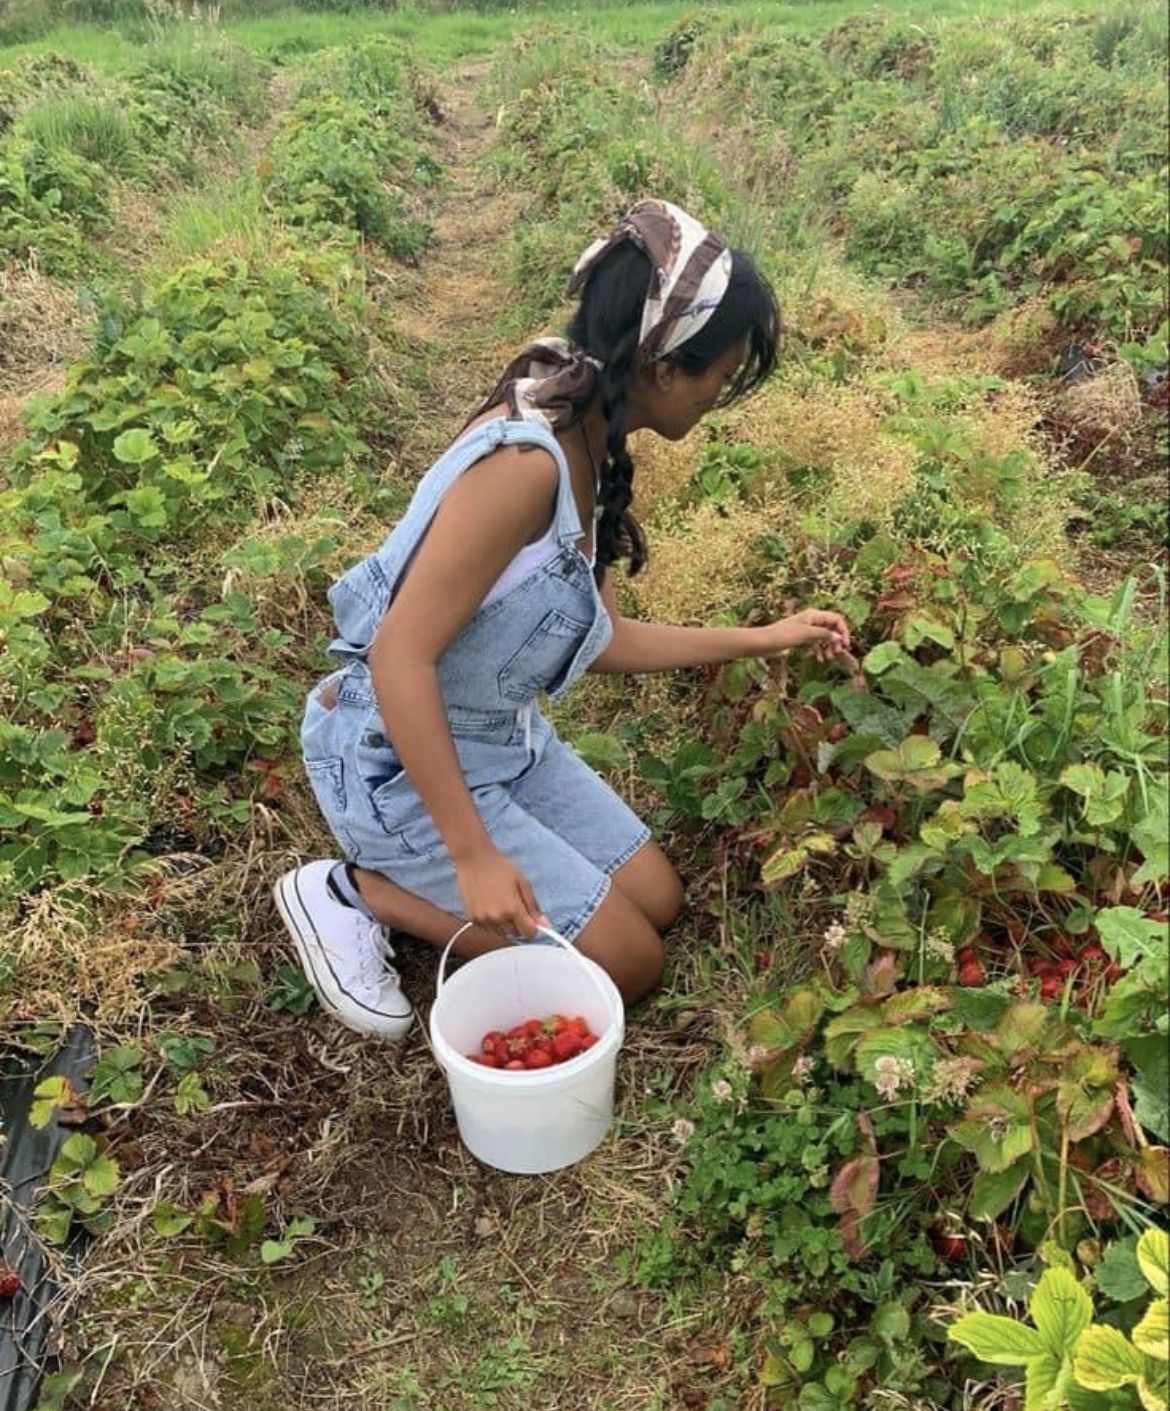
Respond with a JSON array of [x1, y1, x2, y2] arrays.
[[429, 924, 625, 1175]]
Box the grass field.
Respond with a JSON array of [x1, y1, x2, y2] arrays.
[[1, 2, 1167, 1408]]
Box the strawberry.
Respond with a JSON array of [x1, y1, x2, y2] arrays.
[[467, 1052, 500, 1067], [1040, 976, 1063, 1000], [545, 1014, 569, 1035], [930, 1229, 968, 1263], [957, 961, 985, 987], [504, 1059, 525, 1071], [525, 1048, 553, 1069], [0, 1266, 20, 1300], [568, 1016, 589, 1038], [1055, 958, 1075, 977], [580, 1033, 598, 1051], [482, 1031, 505, 1056], [552, 1031, 582, 1063], [506, 1023, 530, 1040]]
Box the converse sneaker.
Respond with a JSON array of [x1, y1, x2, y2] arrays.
[[273, 860, 413, 1039]]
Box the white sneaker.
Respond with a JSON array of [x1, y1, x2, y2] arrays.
[[273, 860, 413, 1040]]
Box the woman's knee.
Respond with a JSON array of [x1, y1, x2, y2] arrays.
[[611, 841, 684, 934], [574, 887, 665, 1005]]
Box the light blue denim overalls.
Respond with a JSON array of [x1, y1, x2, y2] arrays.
[[300, 416, 652, 941]]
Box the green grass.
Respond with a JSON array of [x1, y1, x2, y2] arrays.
[[17, 94, 140, 173], [0, 0, 1122, 73]]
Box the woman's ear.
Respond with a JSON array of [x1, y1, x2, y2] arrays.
[[650, 358, 677, 393]]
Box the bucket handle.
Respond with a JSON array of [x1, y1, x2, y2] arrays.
[[437, 921, 622, 1028]]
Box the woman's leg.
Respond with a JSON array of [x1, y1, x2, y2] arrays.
[[609, 840, 685, 934], [350, 865, 664, 1005]]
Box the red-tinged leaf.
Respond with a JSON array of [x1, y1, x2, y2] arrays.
[[861, 951, 900, 998], [830, 1112, 880, 1259], [1136, 1146, 1169, 1203]]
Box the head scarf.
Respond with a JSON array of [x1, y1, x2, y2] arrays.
[[470, 198, 732, 432]]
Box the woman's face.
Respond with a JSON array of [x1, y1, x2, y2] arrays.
[[631, 338, 747, 442]]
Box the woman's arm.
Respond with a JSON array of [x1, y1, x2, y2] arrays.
[[589, 575, 851, 673], [367, 446, 557, 934]]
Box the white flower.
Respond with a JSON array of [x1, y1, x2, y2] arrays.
[[792, 1054, 815, 1082], [822, 920, 848, 954], [872, 1054, 915, 1100], [923, 1056, 982, 1104], [672, 1117, 696, 1144], [746, 1044, 769, 1070], [711, 1079, 733, 1105]]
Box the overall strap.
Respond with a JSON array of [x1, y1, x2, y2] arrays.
[[411, 415, 583, 549]]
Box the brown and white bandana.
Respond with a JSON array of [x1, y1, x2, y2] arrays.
[[470, 199, 732, 433], [570, 198, 733, 366]]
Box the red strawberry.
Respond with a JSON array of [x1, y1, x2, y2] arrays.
[[568, 1016, 589, 1038], [0, 1267, 20, 1299], [1040, 976, 1063, 1000], [525, 1048, 553, 1069], [506, 1024, 529, 1040], [552, 1031, 582, 1063], [482, 1031, 505, 1056], [467, 1052, 499, 1067], [580, 1033, 598, 1051], [504, 1059, 525, 1071], [506, 1036, 530, 1061], [957, 961, 986, 987], [1055, 958, 1075, 977], [545, 1014, 569, 1035], [930, 1229, 968, 1263]]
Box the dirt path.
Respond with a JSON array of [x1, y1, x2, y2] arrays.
[[385, 61, 525, 465]]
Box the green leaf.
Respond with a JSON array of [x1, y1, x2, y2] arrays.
[[152, 1202, 193, 1237], [969, 1159, 1030, 1220], [872, 1301, 910, 1344], [1073, 1324, 1145, 1390], [952, 1085, 1034, 1172], [1095, 908, 1167, 970], [124, 484, 168, 528], [572, 732, 628, 770], [1125, 1036, 1170, 1143], [863, 641, 905, 675], [82, 1154, 120, 1198], [1026, 1351, 1069, 1411], [1057, 1047, 1119, 1141], [1133, 1300, 1168, 1361], [1031, 1267, 1093, 1358], [866, 735, 961, 792], [996, 1002, 1050, 1057], [747, 988, 823, 1054], [948, 1310, 1044, 1365], [112, 428, 159, 464], [1138, 1229, 1169, 1297], [1095, 1238, 1149, 1304]]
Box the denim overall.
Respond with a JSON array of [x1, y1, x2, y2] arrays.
[[300, 416, 651, 941]]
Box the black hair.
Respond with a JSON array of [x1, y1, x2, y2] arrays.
[[565, 240, 781, 577]]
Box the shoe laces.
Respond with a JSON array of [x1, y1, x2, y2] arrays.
[[354, 916, 399, 994]]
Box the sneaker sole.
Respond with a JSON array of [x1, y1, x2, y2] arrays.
[[272, 870, 413, 1040]]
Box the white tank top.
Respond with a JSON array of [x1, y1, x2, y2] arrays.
[[481, 491, 600, 609]]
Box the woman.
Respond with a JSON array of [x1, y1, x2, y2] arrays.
[[274, 198, 850, 1038]]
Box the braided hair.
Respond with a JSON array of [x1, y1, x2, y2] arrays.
[[564, 240, 780, 578]]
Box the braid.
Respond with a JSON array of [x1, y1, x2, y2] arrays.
[[595, 326, 647, 577]]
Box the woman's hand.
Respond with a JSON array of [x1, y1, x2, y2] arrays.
[[454, 844, 549, 941], [752, 609, 853, 664]]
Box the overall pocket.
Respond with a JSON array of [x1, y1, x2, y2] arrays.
[[496, 608, 591, 704], [304, 756, 361, 859]]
